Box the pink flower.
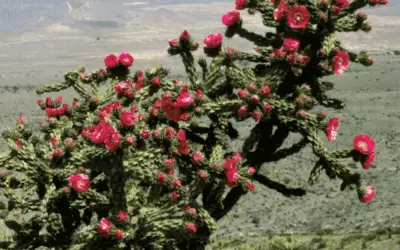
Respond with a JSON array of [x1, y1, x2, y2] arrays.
[[165, 127, 175, 141], [17, 114, 25, 123], [335, 0, 349, 8], [115, 230, 124, 240], [72, 99, 79, 108], [358, 185, 375, 203], [164, 158, 175, 168], [172, 191, 180, 200], [247, 167, 256, 175], [64, 138, 75, 149], [177, 129, 190, 155], [260, 86, 271, 96], [298, 55, 310, 64], [246, 81, 255, 89], [237, 106, 247, 118], [104, 128, 120, 151], [287, 5, 310, 29], [124, 90, 134, 99], [151, 77, 160, 86], [119, 112, 136, 127], [185, 206, 198, 216], [176, 86, 194, 108], [169, 38, 179, 47], [252, 111, 261, 122], [332, 50, 349, 75], [325, 117, 339, 142], [353, 134, 375, 154], [161, 98, 181, 122], [199, 170, 209, 179], [237, 89, 249, 99], [273, 48, 285, 58], [118, 210, 129, 222], [135, 70, 145, 90], [224, 157, 236, 170], [362, 151, 375, 170], [114, 81, 133, 95], [98, 218, 112, 238], [204, 33, 223, 49], [235, 0, 246, 10], [195, 89, 204, 99], [246, 182, 255, 191], [68, 173, 91, 193], [53, 148, 64, 158], [118, 53, 134, 67], [140, 130, 151, 139], [104, 54, 119, 69], [233, 152, 242, 161], [224, 157, 238, 186], [173, 178, 181, 188], [192, 152, 204, 163], [157, 172, 167, 183], [222, 10, 241, 27], [186, 222, 197, 233], [282, 38, 300, 53], [180, 30, 191, 40], [274, 1, 287, 21], [251, 95, 260, 104], [63, 104, 71, 114], [225, 168, 238, 187], [91, 122, 112, 144], [15, 140, 22, 148]]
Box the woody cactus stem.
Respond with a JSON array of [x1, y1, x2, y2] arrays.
[[109, 152, 128, 215]]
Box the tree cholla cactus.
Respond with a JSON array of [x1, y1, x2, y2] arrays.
[[0, 0, 385, 249]]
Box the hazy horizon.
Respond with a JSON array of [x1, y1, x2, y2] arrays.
[[0, 0, 399, 84]]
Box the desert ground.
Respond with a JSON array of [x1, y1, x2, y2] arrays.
[[0, 0, 400, 248]]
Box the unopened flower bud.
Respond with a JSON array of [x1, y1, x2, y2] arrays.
[[151, 77, 160, 86], [237, 106, 247, 118], [64, 138, 75, 150], [237, 89, 249, 99], [251, 95, 260, 104], [156, 172, 167, 183], [53, 148, 64, 158], [199, 170, 209, 179], [186, 222, 196, 233], [247, 82, 257, 90], [248, 167, 256, 175], [356, 12, 367, 21], [186, 207, 197, 216]]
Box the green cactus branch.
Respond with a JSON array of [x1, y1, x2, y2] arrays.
[[236, 26, 277, 47], [179, 50, 199, 86], [0, 0, 383, 248]]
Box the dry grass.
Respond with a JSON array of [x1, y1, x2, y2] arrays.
[[207, 232, 400, 250], [1, 218, 400, 250]]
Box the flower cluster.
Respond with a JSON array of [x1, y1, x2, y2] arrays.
[[160, 86, 203, 122], [325, 117, 376, 203], [37, 96, 72, 117], [104, 52, 134, 69], [97, 211, 128, 241], [235, 83, 273, 122]]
